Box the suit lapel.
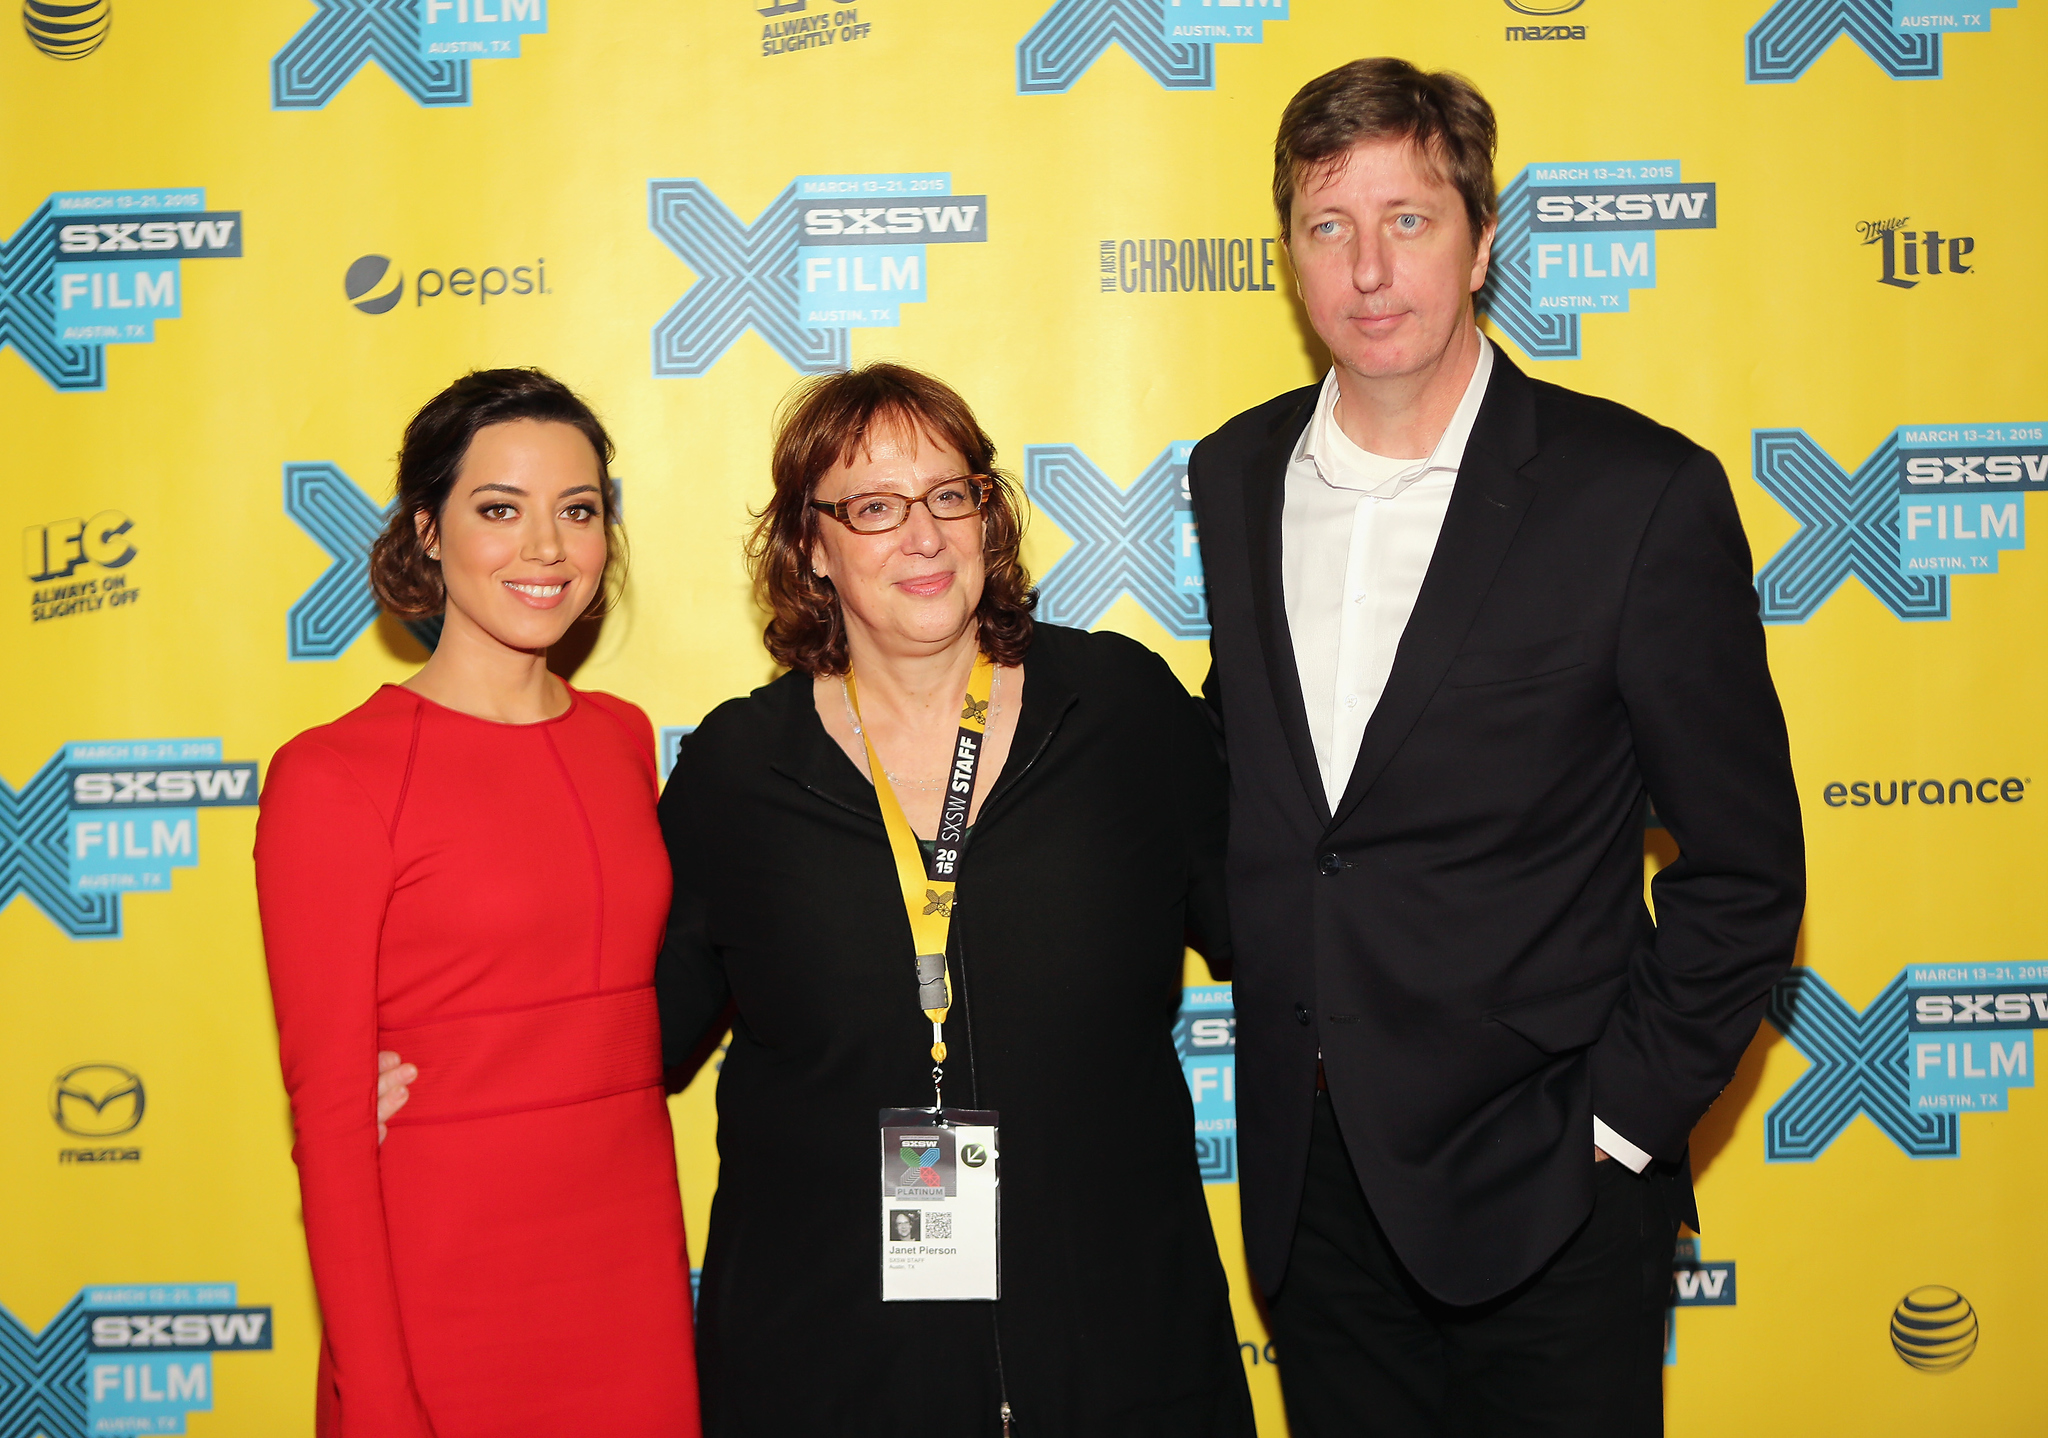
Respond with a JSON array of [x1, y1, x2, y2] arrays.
[[1325, 353, 1542, 835], [1243, 387, 1329, 825]]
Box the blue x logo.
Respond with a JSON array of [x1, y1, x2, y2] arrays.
[[0, 1296, 87, 1438], [272, 0, 471, 110], [648, 181, 847, 379], [283, 463, 441, 660], [1764, 969, 1957, 1162], [1016, 0, 1214, 95], [1479, 172, 1580, 363], [1752, 429, 1947, 624], [0, 756, 120, 941], [1745, 0, 1942, 83], [0, 201, 106, 392], [1027, 443, 1208, 639]]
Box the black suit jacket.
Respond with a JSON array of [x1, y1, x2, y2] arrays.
[[1189, 349, 1805, 1307]]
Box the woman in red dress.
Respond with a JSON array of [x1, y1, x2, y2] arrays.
[[254, 369, 700, 1438]]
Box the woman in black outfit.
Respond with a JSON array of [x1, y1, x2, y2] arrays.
[[658, 363, 1253, 1436]]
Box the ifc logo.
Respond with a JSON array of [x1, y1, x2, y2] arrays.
[[24, 0, 109, 58], [50, 1063, 145, 1137], [344, 255, 404, 314], [1890, 1286, 1979, 1372]]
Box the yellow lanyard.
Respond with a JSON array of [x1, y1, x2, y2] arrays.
[[847, 654, 995, 1105]]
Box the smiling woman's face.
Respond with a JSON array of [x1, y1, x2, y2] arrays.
[[419, 418, 608, 654], [807, 422, 985, 659]]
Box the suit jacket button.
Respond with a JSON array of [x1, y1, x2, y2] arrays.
[[1318, 852, 1343, 876], [1294, 1003, 1312, 1025]]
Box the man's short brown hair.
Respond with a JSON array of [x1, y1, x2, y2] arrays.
[[1273, 57, 1498, 243]]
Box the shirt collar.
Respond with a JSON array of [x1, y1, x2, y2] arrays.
[[1296, 332, 1495, 500]]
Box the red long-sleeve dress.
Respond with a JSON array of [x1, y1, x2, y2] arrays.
[[255, 683, 701, 1438]]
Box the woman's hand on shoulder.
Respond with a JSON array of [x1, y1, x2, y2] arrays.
[[375, 1051, 416, 1144]]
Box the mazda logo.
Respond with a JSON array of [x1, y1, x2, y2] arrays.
[[51, 1063, 145, 1137]]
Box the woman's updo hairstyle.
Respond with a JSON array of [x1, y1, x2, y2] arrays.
[[369, 367, 624, 619]]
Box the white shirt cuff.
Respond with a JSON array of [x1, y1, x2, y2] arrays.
[[1593, 1116, 1653, 1173]]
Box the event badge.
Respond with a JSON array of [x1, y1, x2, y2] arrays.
[[880, 1109, 1000, 1301]]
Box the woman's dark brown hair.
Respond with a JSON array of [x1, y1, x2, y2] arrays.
[[1272, 57, 1498, 243], [369, 367, 625, 619], [748, 363, 1033, 677]]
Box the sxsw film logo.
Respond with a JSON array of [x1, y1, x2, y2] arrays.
[[0, 1284, 272, 1438], [1175, 985, 1236, 1182], [343, 253, 549, 313], [1747, 0, 2024, 83], [273, 0, 546, 108], [1856, 216, 1975, 289], [1483, 161, 1716, 363], [1762, 961, 2043, 1162], [1753, 422, 2044, 622], [648, 172, 988, 378], [1664, 1237, 1736, 1365], [1, 738, 258, 940], [1, 189, 241, 392], [1017, 0, 1288, 95], [281, 462, 445, 658], [25, 509, 139, 623], [1026, 440, 1209, 638]]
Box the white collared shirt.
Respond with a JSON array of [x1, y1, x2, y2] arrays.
[[1279, 331, 1653, 1175]]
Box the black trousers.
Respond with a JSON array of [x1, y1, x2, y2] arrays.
[[1266, 1093, 1675, 1438]]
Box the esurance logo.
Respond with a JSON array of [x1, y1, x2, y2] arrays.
[[1747, 0, 2025, 83], [1857, 216, 1976, 289], [1, 190, 242, 392], [0, 1284, 272, 1438], [648, 172, 988, 378], [273, 0, 546, 108], [1175, 985, 1236, 1182], [1763, 962, 2042, 1162], [1, 738, 258, 940], [1754, 422, 2044, 622], [1017, 0, 1288, 95], [1026, 440, 1208, 639], [1484, 161, 1715, 363]]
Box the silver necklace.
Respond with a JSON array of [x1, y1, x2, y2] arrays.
[[840, 666, 1003, 793]]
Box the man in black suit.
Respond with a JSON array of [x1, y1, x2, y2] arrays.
[[1188, 59, 1804, 1435]]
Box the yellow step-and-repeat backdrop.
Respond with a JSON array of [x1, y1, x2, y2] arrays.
[[3, 2, 2043, 1433]]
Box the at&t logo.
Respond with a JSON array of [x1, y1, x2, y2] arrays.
[[23, 0, 110, 57], [344, 253, 548, 313]]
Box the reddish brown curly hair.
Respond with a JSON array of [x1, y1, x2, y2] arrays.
[[747, 363, 1034, 677]]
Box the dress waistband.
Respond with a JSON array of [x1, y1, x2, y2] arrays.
[[379, 986, 662, 1126]]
